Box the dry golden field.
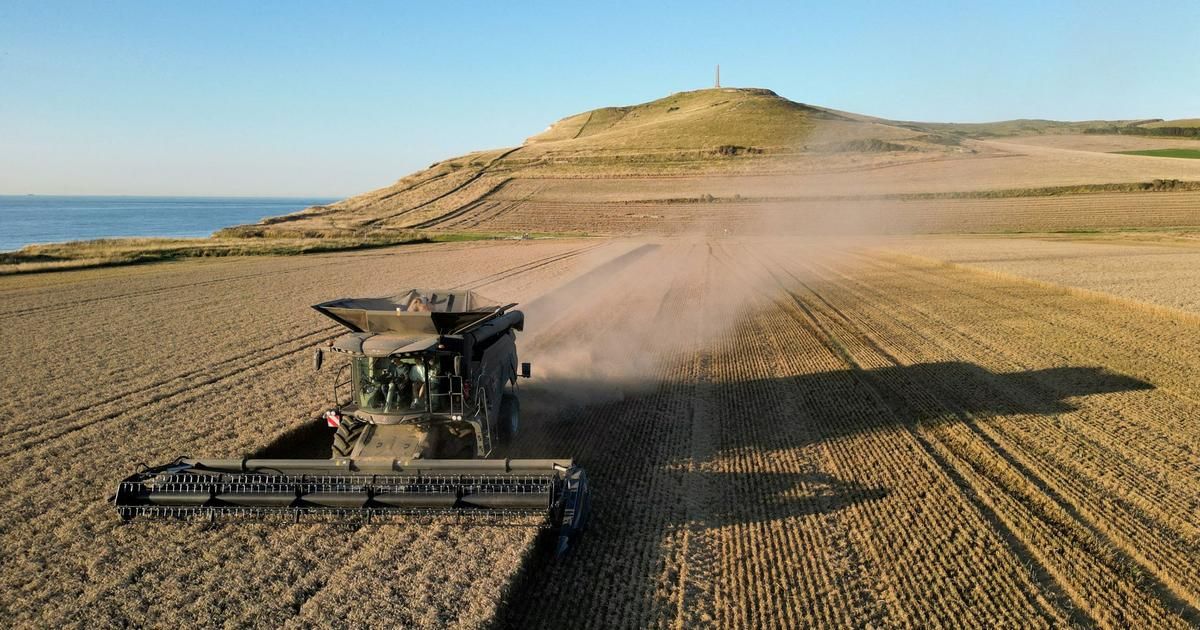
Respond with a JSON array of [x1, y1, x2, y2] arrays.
[[422, 185, 1200, 235], [0, 240, 598, 628], [885, 235, 1200, 314], [992, 134, 1200, 153], [3, 235, 1200, 628], [6, 87, 1200, 628]]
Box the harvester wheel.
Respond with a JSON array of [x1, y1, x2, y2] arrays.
[[499, 392, 520, 441], [331, 418, 365, 458]]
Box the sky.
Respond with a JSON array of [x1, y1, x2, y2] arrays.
[[1, 1, 1197, 197]]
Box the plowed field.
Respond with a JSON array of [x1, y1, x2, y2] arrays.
[[3, 236, 1200, 628]]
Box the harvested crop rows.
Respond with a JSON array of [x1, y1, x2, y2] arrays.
[[501, 237, 1200, 628], [884, 235, 1200, 314], [419, 191, 1200, 235], [0, 239, 620, 628], [3, 236, 1199, 628]]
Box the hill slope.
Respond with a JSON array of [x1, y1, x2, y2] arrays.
[[236, 88, 948, 235], [524, 87, 821, 150], [226, 87, 1200, 237]]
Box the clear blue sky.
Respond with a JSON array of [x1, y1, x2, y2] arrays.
[[2, 1, 1197, 197]]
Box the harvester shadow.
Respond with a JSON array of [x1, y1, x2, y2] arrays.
[[509, 360, 1152, 471], [818, 361, 1156, 430], [492, 360, 1153, 627], [250, 362, 1150, 461], [250, 418, 333, 459], [695, 470, 889, 523]]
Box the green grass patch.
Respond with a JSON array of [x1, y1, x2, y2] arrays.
[[1113, 149, 1200, 159], [895, 179, 1200, 199], [523, 87, 817, 153]]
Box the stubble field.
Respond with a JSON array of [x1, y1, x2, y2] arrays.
[[885, 235, 1200, 314], [3, 234, 1200, 628]]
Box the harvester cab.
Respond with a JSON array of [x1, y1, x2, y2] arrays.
[[113, 289, 590, 555], [312, 289, 527, 461]]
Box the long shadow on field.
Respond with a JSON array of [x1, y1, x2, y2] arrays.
[[492, 361, 1153, 627], [249, 419, 333, 459]]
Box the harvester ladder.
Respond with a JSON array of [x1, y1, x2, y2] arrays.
[[430, 374, 465, 416], [476, 389, 494, 457]]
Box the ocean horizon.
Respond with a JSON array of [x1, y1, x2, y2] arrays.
[[0, 195, 340, 252]]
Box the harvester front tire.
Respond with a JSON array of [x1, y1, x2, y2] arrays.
[[499, 393, 520, 442], [331, 418, 365, 458]]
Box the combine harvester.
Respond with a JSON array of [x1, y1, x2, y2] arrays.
[[113, 289, 590, 553]]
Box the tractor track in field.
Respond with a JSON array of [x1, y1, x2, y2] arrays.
[[497, 242, 716, 627], [0, 240, 628, 627], [406, 179, 515, 230], [834, 249, 1200, 496], [782, 253, 1099, 619], [794, 252, 1200, 623], [671, 247, 721, 628], [706, 241, 888, 626], [361, 147, 523, 229], [456, 241, 607, 290], [754, 253, 1094, 626], [785, 249, 1200, 626], [811, 254, 1200, 527], [433, 182, 548, 231], [0, 326, 338, 460], [0, 241, 516, 320], [720, 245, 1064, 626], [0, 242, 610, 460], [842, 250, 1200, 405]]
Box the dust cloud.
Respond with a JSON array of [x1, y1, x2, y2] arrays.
[[517, 116, 924, 411]]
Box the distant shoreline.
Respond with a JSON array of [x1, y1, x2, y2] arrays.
[[0, 195, 340, 253]]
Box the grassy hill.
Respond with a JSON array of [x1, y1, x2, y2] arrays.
[[525, 88, 820, 150], [227, 87, 959, 236], [516, 88, 944, 164], [215, 87, 1200, 238]]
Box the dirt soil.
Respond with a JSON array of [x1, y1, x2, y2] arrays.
[[3, 236, 1200, 628]]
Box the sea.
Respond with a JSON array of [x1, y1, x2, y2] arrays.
[[0, 195, 339, 252]]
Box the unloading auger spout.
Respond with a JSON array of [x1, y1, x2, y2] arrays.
[[113, 290, 591, 554]]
